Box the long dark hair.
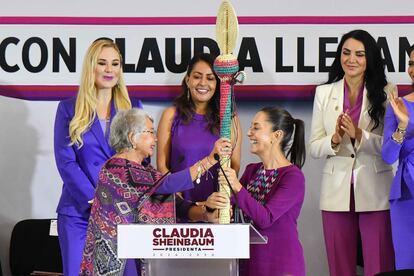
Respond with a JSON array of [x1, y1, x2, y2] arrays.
[[409, 44, 414, 90], [327, 29, 387, 131], [261, 107, 306, 168], [174, 53, 221, 134]]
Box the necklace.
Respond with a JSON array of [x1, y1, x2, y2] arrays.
[[246, 164, 279, 205]]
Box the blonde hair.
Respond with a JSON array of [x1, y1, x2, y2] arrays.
[[69, 39, 132, 147]]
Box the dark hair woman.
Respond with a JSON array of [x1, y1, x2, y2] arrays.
[[211, 107, 306, 276], [157, 52, 242, 209], [309, 29, 396, 276]]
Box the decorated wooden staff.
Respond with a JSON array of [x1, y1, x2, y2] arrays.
[[214, 0, 244, 224]]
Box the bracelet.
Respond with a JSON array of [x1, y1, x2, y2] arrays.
[[205, 206, 216, 213], [195, 161, 202, 184], [196, 201, 216, 213], [331, 140, 339, 149], [200, 160, 213, 181], [206, 155, 214, 166], [392, 132, 404, 144], [397, 126, 407, 134]]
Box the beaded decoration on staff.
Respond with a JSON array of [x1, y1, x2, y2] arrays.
[[214, 0, 245, 224]]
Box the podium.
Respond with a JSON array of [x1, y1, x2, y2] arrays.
[[118, 224, 267, 276]]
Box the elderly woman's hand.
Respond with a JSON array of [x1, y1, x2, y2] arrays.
[[210, 138, 232, 161], [218, 167, 242, 193]]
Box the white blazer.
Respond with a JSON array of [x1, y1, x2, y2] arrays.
[[309, 78, 395, 212]]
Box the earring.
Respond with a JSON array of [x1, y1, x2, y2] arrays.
[[187, 88, 190, 102]]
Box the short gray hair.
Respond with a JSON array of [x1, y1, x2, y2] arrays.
[[109, 108, 153, 153]]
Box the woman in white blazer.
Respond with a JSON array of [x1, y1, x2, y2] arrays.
[[309, 30, 395, 276]]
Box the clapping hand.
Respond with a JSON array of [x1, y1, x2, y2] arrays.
[[340, 112, 362, 142], [332, 113, 345, 144], [340, 113, 356, 139], [389, 92, 409, 128]]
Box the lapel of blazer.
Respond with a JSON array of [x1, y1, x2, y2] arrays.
[[109, 99, 116, 121], [89, 100, 116, 158], [327, 79, 344, 130], [357, 86, 371, 130], [108, 100, 117, 156]]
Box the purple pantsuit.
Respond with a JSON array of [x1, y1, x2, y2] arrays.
[[237, 163, 305, 276], [57, 214, 88, 276], [322, 188, 394, 276], [54, 97, 143, 276], [382, 98, 414, 269]]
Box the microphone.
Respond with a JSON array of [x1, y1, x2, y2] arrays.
[[138, 155, 185, 213], [213, 153, 244, 223], [137, 169, 172, 211], [149, 155, 185, 194], [138, 155, 186, 212], [214, 154, 236, 195]]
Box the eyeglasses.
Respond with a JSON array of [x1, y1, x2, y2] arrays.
[[139, 129, 157, 136]]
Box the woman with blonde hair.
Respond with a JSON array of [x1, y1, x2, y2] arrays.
[[54, 38, 142, 275]]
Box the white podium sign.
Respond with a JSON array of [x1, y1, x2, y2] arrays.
[[118, 224, 250, 259]]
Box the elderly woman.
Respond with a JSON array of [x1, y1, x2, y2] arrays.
[[79, 108, 230, 276]]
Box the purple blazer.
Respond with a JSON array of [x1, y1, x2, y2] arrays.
[[238, 163, 306, 276], [382, 100, 414, 200], [54, 97, 143, 218]]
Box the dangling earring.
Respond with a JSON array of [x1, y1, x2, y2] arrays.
[[187, 88, 190, 102]]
